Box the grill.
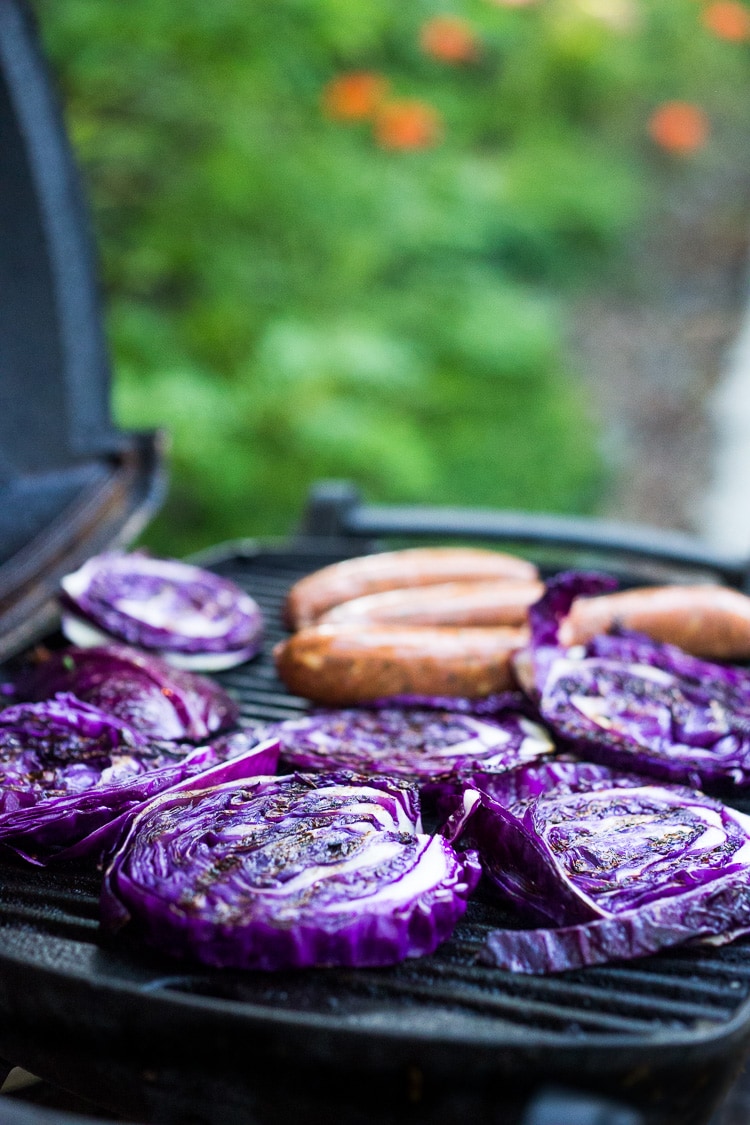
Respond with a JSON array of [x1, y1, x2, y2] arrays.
[[3, 1, 750, 1121], [1, 529, 750, 1125]]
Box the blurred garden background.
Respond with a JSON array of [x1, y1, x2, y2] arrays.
[[31, 0, 750, 556]]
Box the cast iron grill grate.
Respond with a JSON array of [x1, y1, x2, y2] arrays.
[[2, 544, 750, 1125]]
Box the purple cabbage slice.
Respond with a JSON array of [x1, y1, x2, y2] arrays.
[[520, 571, 750, 788], [101, 771, 481, 970], [516, 569, 617, 695], [275, 702, 553, 788], [450, 758, 750, 972], [368, 691, 541, 719], [584, 629, 750, 696], [0, 693, 148, 812], [60, 551, 263, 670], [13, 644, 239, 742], [0, 698, 278, 864], [539, 650, 750, 788], [48, 729, 280, 865], [441, 757, 646, 846], [480, 876, 750, 975]]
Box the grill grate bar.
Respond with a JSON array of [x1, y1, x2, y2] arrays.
[[577, 963, 750, 1002], [331, 970, 661, 1034], [426, 952, 747, 1010], [0, 901, 99, 935], [0, 889, 100, 920], [233, 689, 307, 709], [238, 705, 309, 722], [645, 954, 750, 980]]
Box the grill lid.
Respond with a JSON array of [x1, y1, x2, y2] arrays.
[[0, 0, 165, 661]]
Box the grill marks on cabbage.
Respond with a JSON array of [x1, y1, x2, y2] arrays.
[[541, 658, 750, 785], [542, 793, 736, 909], [101, 773, 480, 968], [167, 785, 419, 920]]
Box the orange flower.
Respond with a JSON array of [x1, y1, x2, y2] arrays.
[[420, 16, 479, 63], [374, 100, 443, 151], [702, 1, 750, 40], [647, 101, 709, 155], [322, 72, 389, 122]]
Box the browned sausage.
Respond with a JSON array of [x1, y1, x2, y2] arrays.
[[318, 579, 545, 628], [560, 584, 750, 660], [284, 547, 539, 629], [273, 622, 528, 705]]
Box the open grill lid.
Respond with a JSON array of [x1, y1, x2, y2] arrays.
[[0, 0, 164, 662]]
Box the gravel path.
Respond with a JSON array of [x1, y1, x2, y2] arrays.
[[570, 169, 750, 554]]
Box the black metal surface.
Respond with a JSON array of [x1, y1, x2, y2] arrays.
[[0, 0, 116, 472], [0, 544, 749, 1125], [0, 0, 167, 660], [296, 480, 750, 588]]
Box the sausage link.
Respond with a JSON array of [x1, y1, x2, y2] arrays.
[[284, 547, 538, 630], [273, 623, 528, 705], [318, 579, 544, 628], [560, 585, 750, 660]]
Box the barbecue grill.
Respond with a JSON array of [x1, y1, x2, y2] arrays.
[[2, 2, 750, 1123]]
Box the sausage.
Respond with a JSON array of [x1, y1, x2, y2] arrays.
[[559, 584, 750, 660], [273, 623, 529, 705], [318, 579, 545, 628], [284, 547, 539, 630]]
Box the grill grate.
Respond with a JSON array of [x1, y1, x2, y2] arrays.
[[206, 548, 750, 1038], [1, 544, 750, 1125]]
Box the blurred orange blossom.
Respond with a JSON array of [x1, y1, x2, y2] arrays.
[[702, 1, 750, 41], [420, 15, 479, 63], [374, 100, 443, 150], [647, 101, 709, 154], [322, 72, 389, 121]]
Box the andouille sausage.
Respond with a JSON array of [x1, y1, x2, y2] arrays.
[[273, 623, 529, 705], [560, 584, 750, 660], [318, 579, 545, 628], [284, 547, 539, 630]]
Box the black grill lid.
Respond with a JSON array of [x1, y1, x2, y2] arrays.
[[0, 0, 164, 661]]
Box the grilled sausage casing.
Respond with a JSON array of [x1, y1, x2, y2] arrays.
[[274, 623, 528, 705], [560, 584, 750, 660], [318, 579, 545, 628], [284, 547, 539, 630]]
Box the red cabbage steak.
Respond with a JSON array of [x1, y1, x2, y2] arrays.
[[14, 644, 239, 742], [450, 759, 750, 973], [60, 552, 263, 670], [101, 772, 481, 970], [276, 699, 553, 789]]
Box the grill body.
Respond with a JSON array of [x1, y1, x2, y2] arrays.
[[1, 543, 750, 1125], [1, 0, 749, 1116]]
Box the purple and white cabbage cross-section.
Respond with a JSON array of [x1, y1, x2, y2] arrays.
[[276, 696, 553, 791], [520, 571, 750, 789], [447, 759, 750, 973], [13, 644, 240, 743], [0, 690, 277, 864], [60, 552, 263, 670], [102, 771, 481, 970]]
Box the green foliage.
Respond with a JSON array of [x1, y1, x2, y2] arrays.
[[32, 0, 750, 554]]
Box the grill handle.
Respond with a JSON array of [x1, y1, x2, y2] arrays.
[[297, 481, 750, 589]]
